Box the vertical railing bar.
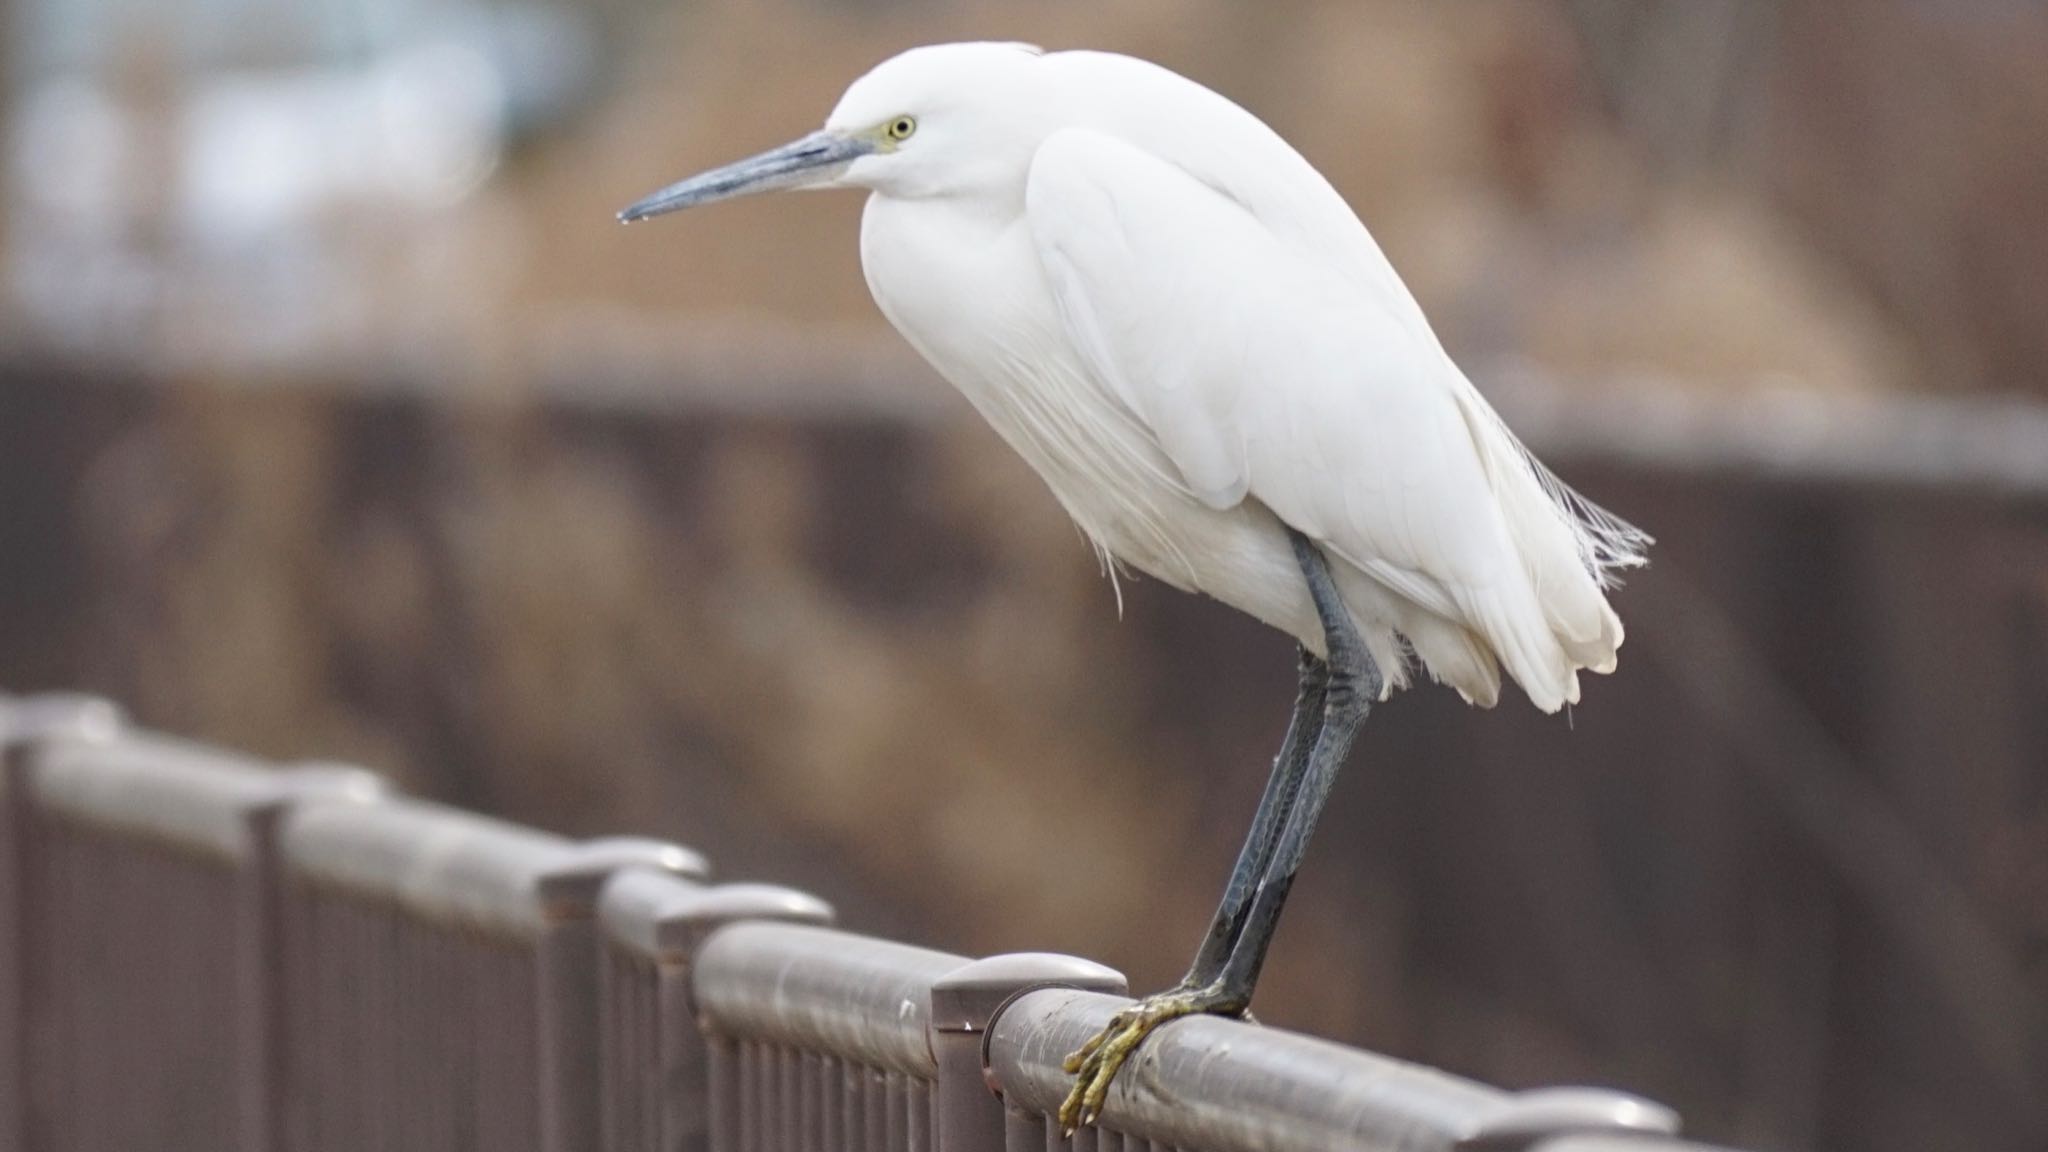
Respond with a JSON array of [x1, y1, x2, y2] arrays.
[[863, 1066, 887, 1152], [707, 1033, 737, 1152], [840, 1056, 860, 1152], [908, 1079, 932, 1152], [839, 1059, 864, 1152], [394, 904, 416, 1151], [764, 1041, 785, 1152], [0, 720, 22, 1152], [750, 1040, 768, 1152], [739, 1038, 760, 1152], [632, 949, 652, 1152], [884, 1071, 907, 1152], [638, 952, 659, 1152], [449, 924, 477, 1152], [817, 1054, 842, 1152], [778, 1045, 799, 1152], [600, 949, 621, 1152], [798, 1050, 820, 1152], [1005, 1104, 1041, 1152]]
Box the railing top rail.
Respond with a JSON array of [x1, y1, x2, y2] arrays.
[[34, 737, 382, 861], [280, 796, 705, 939], [0, 693, 122, 757], [693, 920, 969, 1078], [17, 717, 380, 862], [988, 988, 1677, 1152], [599, 867, 833, 962]]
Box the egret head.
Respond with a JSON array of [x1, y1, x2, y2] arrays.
[[619, 42, 1051, 222]]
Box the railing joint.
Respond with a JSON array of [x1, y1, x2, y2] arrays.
[[538, 835, 710, 920], [930, 953, 1127, 1152]]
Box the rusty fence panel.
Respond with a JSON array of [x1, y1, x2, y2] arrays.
[[595, 867, 836, 1152], [984, 988, 1680, 1152], [0, 695, 383, 1152], [275, 796, 705, 1152], [688, 921, 1126, 1152]]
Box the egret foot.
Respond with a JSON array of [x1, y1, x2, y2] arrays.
[[1057, 981, 1247, 1134]]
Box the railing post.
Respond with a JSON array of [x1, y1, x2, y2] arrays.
[[0, 694, 122, 1152], [597, 874, 835, 1152], [537, 838, 710, 1152], [929, 954, 1127, 1152], [0, 699, 24, 1152], [235, 763, 386, 1152]]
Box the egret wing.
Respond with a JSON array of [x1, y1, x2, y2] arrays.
[[1025, 127, 1651, 711], [1025, 127, 1508, 613]]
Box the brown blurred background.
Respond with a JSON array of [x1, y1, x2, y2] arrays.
[[4, 2, 2048, 1150]]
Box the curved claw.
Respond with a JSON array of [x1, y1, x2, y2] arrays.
[[1059, 1009, 1128, 1074], [1055, 985, 1246, 1136]]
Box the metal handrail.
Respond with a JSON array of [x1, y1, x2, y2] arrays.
[[280, 795, 705, 939], [34, 735, 381, 860], [2, 702, 388, 1152], [694, 921, 971, 1079], [273, 795, 705, 1152], [2, 696, 1755, 1152], [985, 988, 1677, 1152], [687, 921, 1128, 1152]]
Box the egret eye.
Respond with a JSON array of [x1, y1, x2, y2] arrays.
[[886, 116, 917, 141]]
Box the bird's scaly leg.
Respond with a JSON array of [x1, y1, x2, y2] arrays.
[[1059, 530, 1380, 1134], [1183, 648, 1329, 988]]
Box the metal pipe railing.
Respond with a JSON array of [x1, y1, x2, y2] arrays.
[[694, 923, 971, 1152], [690, 922, 1127, 1152], [984, 988, 1678, 1152], [0, 697, 382, 1152], [277, 796, 705, 1152], [2, 697, 1755, 1152]]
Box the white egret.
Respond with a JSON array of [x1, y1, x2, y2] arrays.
[[621, 41, 1649, 1131]]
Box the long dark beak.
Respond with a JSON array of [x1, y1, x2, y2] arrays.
[[617, 130, 873, 223]]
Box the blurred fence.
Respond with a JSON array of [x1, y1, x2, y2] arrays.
[[0, 692, 1751, 1152]]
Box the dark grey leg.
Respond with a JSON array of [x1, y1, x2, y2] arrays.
[[1210, 529, 1380, 1000], [1182, 648, 1328, 988], [1059, 529, 1380, 1132]]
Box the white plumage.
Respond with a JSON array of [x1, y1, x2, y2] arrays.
[[625, 41, 1648, 713], [619, 39, 1655, 1121], [842, 43, 1645, 712]]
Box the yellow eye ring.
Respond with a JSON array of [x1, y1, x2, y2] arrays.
[[886, 116, 917, 141]]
